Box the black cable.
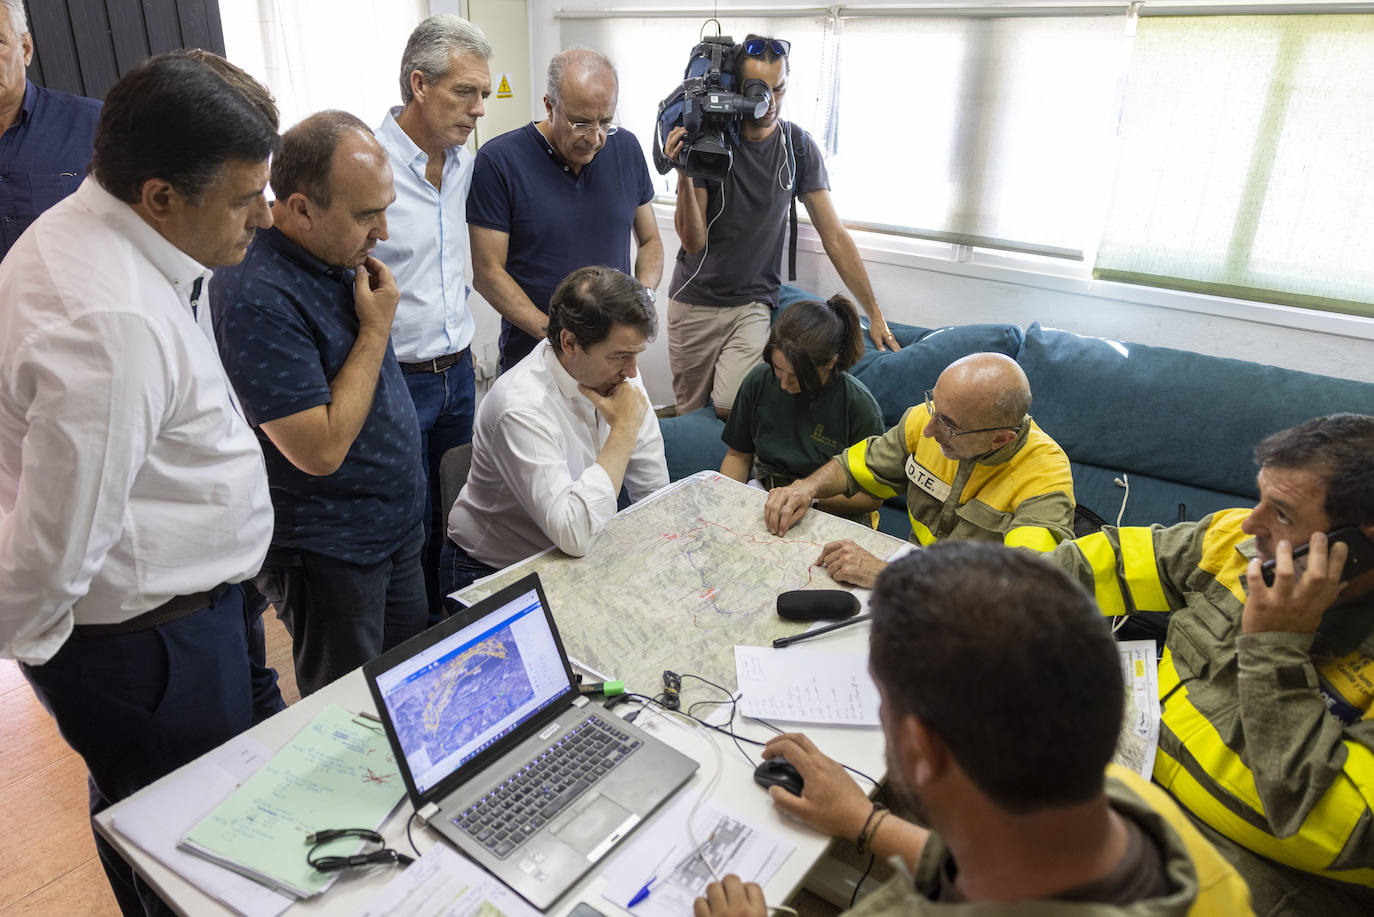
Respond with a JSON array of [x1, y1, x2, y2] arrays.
[[306, 828, 413, 873], [746, 710, 887, 799], [405, 810, 423, 859], [850, 854, 876, 908], [620, 673, 886, 798]]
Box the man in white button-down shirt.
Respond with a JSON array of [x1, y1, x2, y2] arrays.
[[443, 266, 668, 595], [374, 14, 493, 623], [0, 54, 280, 915]]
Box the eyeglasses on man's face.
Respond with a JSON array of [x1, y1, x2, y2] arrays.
[[557, 108, 619, 137], [924, 389, 1017, 437], [743, 37, 790, 58]]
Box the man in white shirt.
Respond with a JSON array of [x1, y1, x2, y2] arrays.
[[443, 265, 668, 594], [374, 15, 493, 622], [0, 54, 280, 915]]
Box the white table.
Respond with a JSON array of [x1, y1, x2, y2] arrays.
[[95, 619, 883, 916]]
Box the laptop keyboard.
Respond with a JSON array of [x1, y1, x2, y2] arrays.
[[453, 713, 643, 859]]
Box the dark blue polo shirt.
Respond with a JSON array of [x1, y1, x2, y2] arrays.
[[0, 81, 101, 261], [467, 123, 654, 366], [210, 226, 424, 565]]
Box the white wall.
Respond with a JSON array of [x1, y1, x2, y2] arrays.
[[462, 0, 1374, 408]]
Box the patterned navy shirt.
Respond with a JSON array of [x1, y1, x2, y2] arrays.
[[210, 226, 424, 565], [0, 82, 101, 261]]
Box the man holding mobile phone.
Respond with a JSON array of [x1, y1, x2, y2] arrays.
[[211, 111, 427, 697], [1049, 413, 1374, 915]]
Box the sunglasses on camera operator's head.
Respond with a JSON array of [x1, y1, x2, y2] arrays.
[[743, 37, 790, 58]]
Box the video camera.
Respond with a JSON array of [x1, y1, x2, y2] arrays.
[[652, 35, 772, 182]]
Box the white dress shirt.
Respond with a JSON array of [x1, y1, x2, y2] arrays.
[[0, 178, 273, 664], [448, 341, 668, 569], [373, 107, 476, 364]]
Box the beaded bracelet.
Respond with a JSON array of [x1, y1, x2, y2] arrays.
[[856, 802, 889, 855]]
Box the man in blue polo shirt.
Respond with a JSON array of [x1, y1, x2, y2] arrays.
[[0, 0, 101, 261], [211, 110, 427, 696], [469, 49, 663, 372]]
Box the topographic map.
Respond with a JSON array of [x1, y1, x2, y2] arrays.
[[388, 631, 534, 771], [453, 473, 906, 695]]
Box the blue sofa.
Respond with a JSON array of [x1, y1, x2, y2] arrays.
[[659, 285, 1374, 540]]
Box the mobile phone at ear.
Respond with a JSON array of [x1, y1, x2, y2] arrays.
[[1260, 526, 1374, 586]]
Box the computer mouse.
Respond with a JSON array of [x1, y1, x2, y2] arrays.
[[753, 757, 804, 796]]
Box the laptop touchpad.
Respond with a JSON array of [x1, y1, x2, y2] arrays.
[[551, 793, 638, 860]]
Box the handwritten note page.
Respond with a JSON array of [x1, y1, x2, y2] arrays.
[[357, 843, 541, 917], [734, 645, 881, 725], [181, 704, 405, 897]]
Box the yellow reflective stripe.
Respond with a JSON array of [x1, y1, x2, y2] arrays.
[[1157, 674, 1374, 883], [1075, 532, 1127, 617], [1005, 525, 1057, 553], [1119, 526, 1171, 612], [909, 514, 936, 546], [844, 441, 898, 500], [1156, 745, 1374, 886]]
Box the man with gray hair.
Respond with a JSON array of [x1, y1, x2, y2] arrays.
[[374, 14, 492, 622], [0, 0, 101, 260], [469, 48, 663, 372], [765, 352, 1075, 586]]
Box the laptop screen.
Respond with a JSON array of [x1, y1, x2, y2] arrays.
[[372, 584, 574, 795]]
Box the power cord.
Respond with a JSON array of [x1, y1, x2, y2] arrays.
[[306, 828, 413, 873], [1112, 474, 1130, 634]]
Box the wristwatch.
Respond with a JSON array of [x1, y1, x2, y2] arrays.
[[644, 288, 657, 304]]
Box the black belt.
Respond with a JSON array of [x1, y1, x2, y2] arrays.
[[400, 348, 469, 374], [73, 587, 224, 637]]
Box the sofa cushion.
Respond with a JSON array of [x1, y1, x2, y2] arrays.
[[852, 324, 1025, 428], [1017, 323, 1374, 501], [658, 406, 728, 481]]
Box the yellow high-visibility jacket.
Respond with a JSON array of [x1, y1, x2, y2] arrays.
[[837, 404, 1074, 552], [1053, 510, 1374, 889], [844, 765, 1253, 915]]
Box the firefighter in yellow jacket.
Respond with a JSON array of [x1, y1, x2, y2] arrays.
[[1051, 413, 1374, 915], [694, 543, 1252, 916], [765, 351, 1075, 586]]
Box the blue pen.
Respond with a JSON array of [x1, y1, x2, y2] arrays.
[[627, 876, 657, 908], [628, 848, 675, 907]]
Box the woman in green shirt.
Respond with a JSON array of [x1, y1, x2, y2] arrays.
[[720, 295, 886, 523]]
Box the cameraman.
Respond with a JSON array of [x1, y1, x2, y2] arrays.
[[664, 35, 899, 421]]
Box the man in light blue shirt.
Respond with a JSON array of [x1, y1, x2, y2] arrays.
[[374, 14, 493, 622]]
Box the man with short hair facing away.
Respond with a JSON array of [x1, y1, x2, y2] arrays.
[[1050, 413, 1374, 915], [0, 53, 281, 915], [469, 49, 663, 373], [211, 111, 428, 697], [664, 35, 900, 421], [766, 352, 1074, 587], [443, 265, 668, 594], [374, 14, 492, 623], [0, 0, 101, 261], [697, 542, 1253, 916]]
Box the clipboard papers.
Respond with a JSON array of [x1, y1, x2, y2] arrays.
[[179, 704, 405, 898]]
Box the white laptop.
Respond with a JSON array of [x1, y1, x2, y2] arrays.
[[364, 572, 698, 910]]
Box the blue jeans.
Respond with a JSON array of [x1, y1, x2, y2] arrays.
[[21, 584, 281, 916], [439, 537, 499, 606], [255, 524, 428, 696], [402, 356, 475, 624]]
